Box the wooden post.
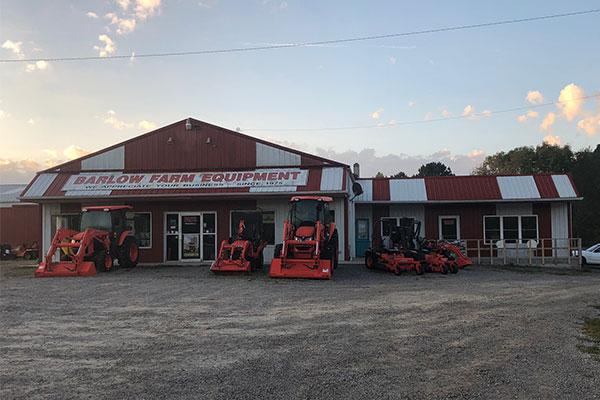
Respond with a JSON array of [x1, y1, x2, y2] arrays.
[[516, 240, 520, 265], [567, 238, 571, 266], [477, 239, 481, 265], [503, 241, 507, 265], [541, 239, 545, 265], [528, 241, 532, 266], [578, 238, 582, 268], [490, 242, 493, 265]]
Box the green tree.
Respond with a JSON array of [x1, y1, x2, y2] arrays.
[[390, 171, 408, 178], [415, 162, 454, 177], [374, 171, 385, 178]]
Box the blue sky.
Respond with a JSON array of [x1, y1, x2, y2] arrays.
[[1, 0, 599, 182]]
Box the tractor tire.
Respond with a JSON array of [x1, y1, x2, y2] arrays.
[[252, 253, 264, 272], [94, 251, 113, 272], [23, 252, 32, 260], [450, 263, 459, 274], [365, 252, 376, 269], [415, 263, 424, 275], [330, 231, 339, 270], [441, 264, 448, 275], [274, 243, 283, 258], [119, 236, 139, 269]]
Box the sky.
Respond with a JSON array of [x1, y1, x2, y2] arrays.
[[1, 0, 599, 183]]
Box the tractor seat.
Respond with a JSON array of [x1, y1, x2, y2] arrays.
[[295, 226, 315, 240]]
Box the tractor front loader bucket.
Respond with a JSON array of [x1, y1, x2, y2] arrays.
[[269, 257, 332, 279], [210, 240, 253, 273], [35, 228, 99, 278], [35, 261, 96, 278]]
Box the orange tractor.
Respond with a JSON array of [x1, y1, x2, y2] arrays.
[[269, 196, 338, 279], [364, 218, 424, 275], [35, 206, 140, 278], [210, 212, 268, 273]]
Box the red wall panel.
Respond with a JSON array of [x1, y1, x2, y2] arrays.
[[425, 203, 496, 239], [0, 204, 41, 247]]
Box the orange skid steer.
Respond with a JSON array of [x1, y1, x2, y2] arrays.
[[269, 196, 338, 280], [211, 214, 267, 273], [35, 206, 140, 278]]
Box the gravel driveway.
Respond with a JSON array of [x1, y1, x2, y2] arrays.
[[1, 263, 599, 400]]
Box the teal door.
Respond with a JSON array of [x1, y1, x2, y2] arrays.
[[355, 218, 370, 257]]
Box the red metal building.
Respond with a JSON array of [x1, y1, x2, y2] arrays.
[[0, 185, 41, 248], [20, 118, 581, 264], [21, 119, 353, 264], [352, 175, 580, 258]]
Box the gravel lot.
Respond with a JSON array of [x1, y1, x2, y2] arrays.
[[1, 262, 599, 400]]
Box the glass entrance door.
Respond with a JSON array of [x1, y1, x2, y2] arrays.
[[164, 212, 217, 262]]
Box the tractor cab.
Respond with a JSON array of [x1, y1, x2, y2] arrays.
[[289, 196, 334, 241], [269, 196, 338, 280], [80, 206, 132, 236]]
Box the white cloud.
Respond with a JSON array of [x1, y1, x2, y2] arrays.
[[577, 113, 600, 137], [94, 34, 116, 57], [371, 108, 384, 120], [441, 109, 452, 118], [557, 83, 585, 121], [1, 40, 24, 58], [543, 135, 562, 146], [27, 118, 35, 125], [105, 13, 137, 35], [135, 0, 162, 20], [517, 110, 539, 123], [26, 59, 49, 72], [63, 145, 90, 160], [388, 56, 397, 65], [138, 120, 157, 130], [0, 109, 10, 120], [314, 147, 485, 177], [408, 101, 415, 107], [462, 105, 475, 118], [468, 149, 485, 158], [540, 112, 556, 132], [117, 0, 131, 11], [104, 110, 133, 129], [526, 90, 544, 105], [86, 11, 99, 19], [481, 110, 492, 118]]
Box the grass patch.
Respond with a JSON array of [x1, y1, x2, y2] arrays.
[[579, 306, 600, 358]]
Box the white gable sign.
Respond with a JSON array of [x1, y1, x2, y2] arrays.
[[63, 168, 308, 191]]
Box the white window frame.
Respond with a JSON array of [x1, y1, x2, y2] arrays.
[[128, 212, 152, 249], [483, 215, 539, 244], [438, 215, 460, 241]]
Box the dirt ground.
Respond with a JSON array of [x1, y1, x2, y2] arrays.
[[1, 261, 599, 400]]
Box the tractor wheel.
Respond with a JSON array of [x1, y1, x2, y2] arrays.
[[331, 231, 339, 270], [450, 263, 459, 274], [23, 252, 32, 260], [253, 253, 264, 272], [274, 244, 283, 258], [119, 236, 139, 269], [441, 264, 448, 275], [415, 263, 424, 275], [365, 253, 376, 269], [94, 251, 112, 272]]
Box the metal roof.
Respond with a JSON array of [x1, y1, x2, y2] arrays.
[[353, 174, 580, 203]]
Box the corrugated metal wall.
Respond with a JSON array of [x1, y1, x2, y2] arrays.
[[0, 204, 41, 247]]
